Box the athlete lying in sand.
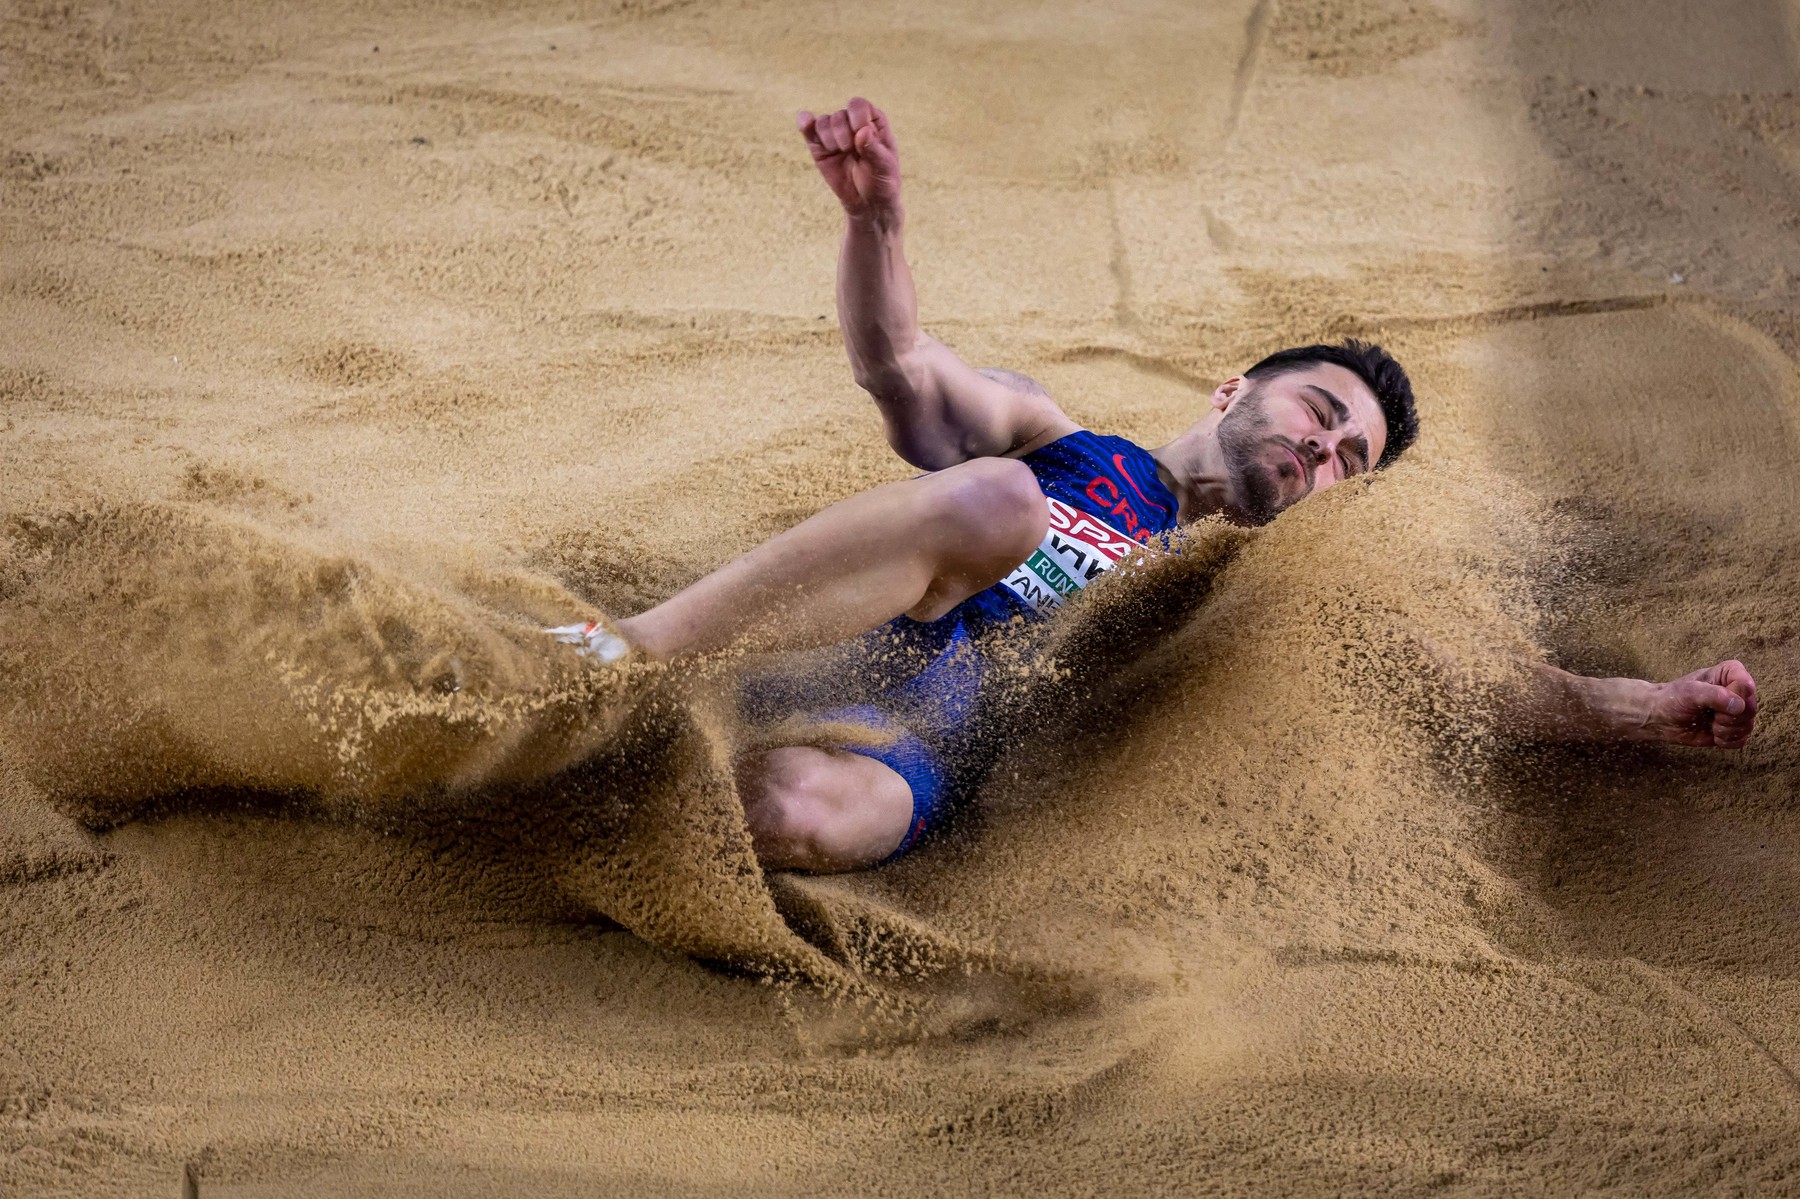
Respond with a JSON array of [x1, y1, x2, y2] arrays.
[[550, 98, 1760, 874]]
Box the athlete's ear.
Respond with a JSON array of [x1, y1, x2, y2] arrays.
[[1212, 376, 1248, 412]]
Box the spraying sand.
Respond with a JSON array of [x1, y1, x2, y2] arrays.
[[4, 0, 1800, 1193]]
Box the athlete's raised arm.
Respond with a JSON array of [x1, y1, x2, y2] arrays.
[[797, 98, 1078, 470]]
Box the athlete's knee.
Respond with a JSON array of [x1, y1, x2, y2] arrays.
[[736, 747, 910, 873], [923, 457, 1047, 568], [740, 750, 817, 856]]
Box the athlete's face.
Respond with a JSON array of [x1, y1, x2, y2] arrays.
[[1213, 363, 1389, 524]]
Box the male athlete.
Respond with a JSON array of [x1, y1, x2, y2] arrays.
[[551, 99, 1759, 873]]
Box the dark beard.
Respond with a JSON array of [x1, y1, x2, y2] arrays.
[[1217, 386, 1285, 524]]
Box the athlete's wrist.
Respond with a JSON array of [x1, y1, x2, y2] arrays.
[[1575, 675, 1660, 741], [846, 202, 904, 236]]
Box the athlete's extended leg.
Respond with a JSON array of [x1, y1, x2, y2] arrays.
[[737, 746, 914, 872], [617, 457, 1046, 660]]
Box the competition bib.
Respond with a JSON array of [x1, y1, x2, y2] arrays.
[[998, 497, 1142, 616]]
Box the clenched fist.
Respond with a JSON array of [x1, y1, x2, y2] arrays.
[[797, 97, 902, 221], [1633, 659, 1760, 748]]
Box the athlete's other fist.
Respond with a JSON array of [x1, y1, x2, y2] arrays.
[[1637, 659, 1760, 748], [797, 97, 901, 221]]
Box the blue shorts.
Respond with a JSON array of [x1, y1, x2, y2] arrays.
[[740, 614, 986, 862]]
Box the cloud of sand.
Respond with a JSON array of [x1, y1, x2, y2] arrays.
[[2, 455, 1560, 1011]]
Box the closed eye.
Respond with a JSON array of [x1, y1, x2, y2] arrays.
[[1304, 384, 1369, 476]]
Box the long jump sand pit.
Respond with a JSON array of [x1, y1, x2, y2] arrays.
[[4, 0, 1800, 1194]]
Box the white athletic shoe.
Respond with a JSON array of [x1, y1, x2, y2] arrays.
[[545, 620, 631, 664]]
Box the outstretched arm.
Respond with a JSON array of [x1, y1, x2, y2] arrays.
[[797, 98, 1077, 470], [1505, 658, 1759, 747]]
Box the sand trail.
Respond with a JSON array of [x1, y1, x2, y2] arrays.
[[0, 503, 646, 819], [4, 0, 1800, 1193]]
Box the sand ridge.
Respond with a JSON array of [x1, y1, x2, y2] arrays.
[[4, 0, 1800, 1193]]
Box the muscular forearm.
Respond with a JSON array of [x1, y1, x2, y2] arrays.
[[1510, 664, 1661, 742], [836, 209, 925, 397], [1508, 661, 1753, 746], [1417, 628, 1756, 749]]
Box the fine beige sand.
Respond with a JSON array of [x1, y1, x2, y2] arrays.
[[5, 0, 1800, 1193]]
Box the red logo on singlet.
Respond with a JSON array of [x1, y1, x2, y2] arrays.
[[1081, 455, 1170, 543]]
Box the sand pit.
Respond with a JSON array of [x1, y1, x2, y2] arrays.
[[4, 0, 1800, 1193]]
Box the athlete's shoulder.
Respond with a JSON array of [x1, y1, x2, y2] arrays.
[[1031, 428, 1155, 460], [1081, 429, 1153, 452]]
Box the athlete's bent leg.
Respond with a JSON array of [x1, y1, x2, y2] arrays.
[[737, 746, 913, 872], [618, 457, 1046, 660]]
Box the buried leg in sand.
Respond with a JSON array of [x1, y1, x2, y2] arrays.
[[553, 98, 1760, 873]]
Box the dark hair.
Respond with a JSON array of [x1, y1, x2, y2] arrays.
[[1244, 338, 1418, 468]]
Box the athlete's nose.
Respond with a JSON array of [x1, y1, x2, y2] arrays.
[[1301, 433, 1331, 464]]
